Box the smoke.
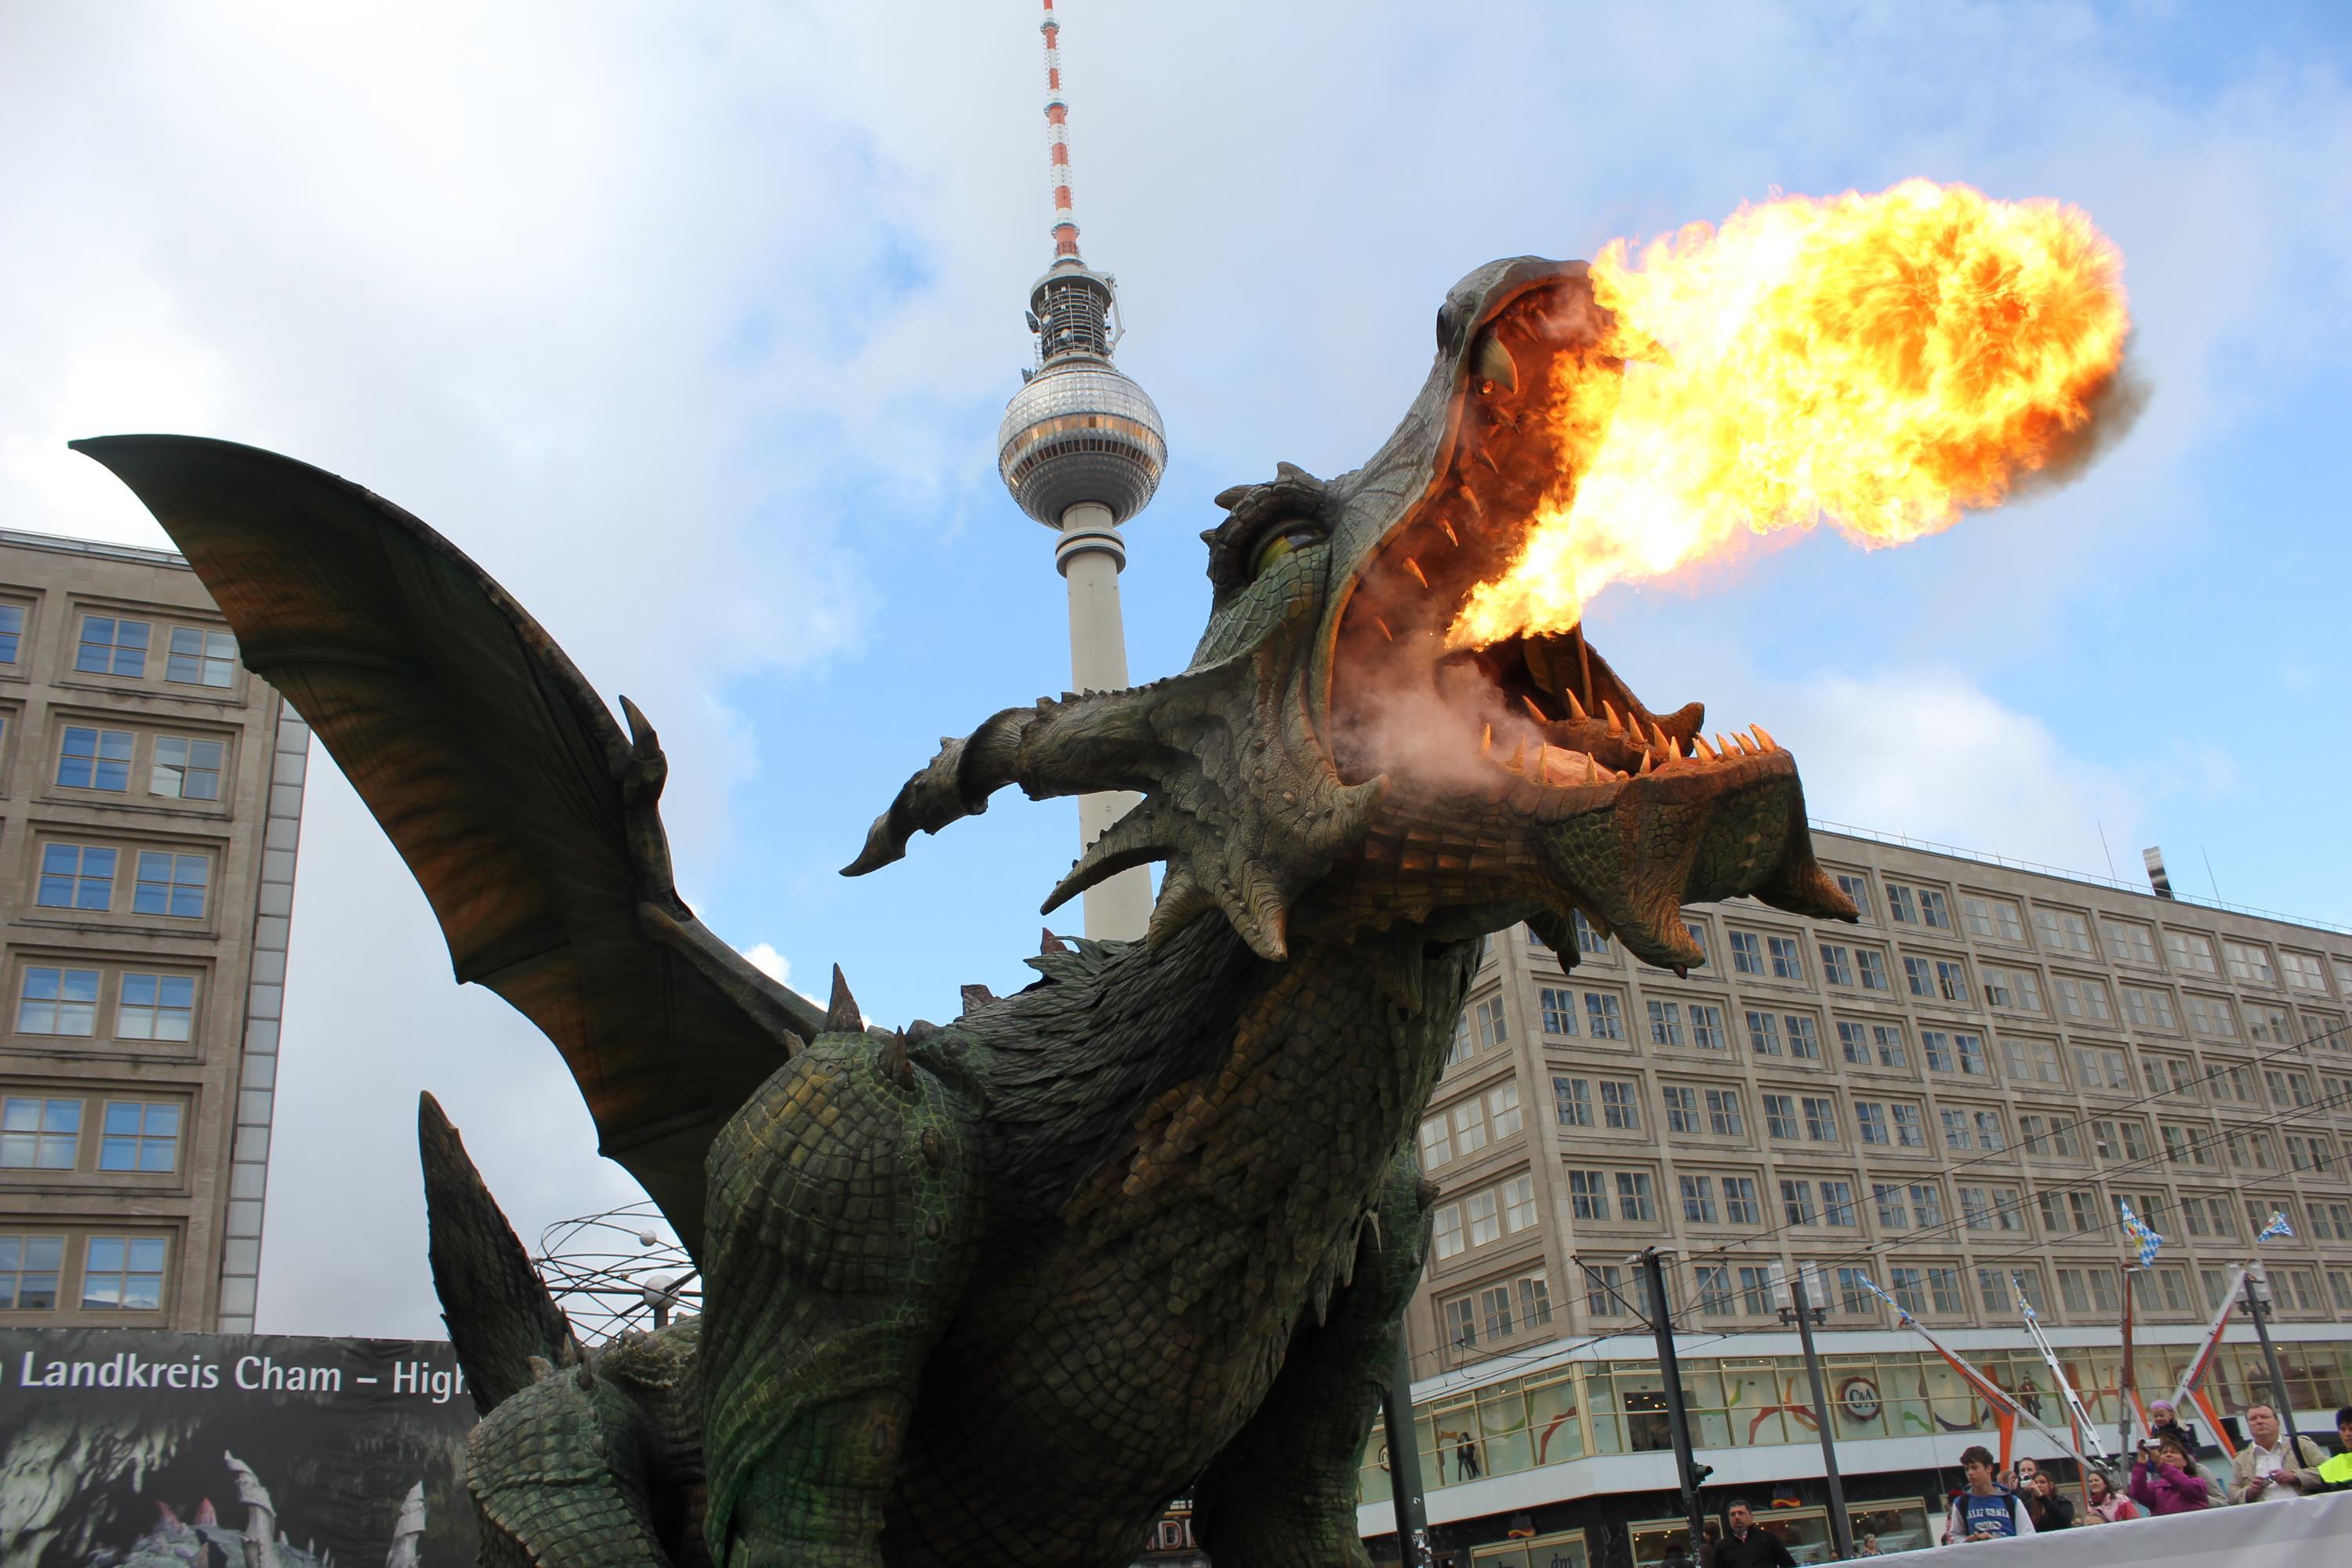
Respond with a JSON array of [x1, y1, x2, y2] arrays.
[[1329, 642, 1558, 796], [2010, 348, 2154, 501]]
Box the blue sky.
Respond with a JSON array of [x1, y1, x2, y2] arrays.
[[3, 1, 2347, 1334]]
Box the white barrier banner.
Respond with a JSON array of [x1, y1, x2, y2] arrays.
[[1868, 1488, 2352, 1566]]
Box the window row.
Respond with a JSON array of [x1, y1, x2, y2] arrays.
[[1431, 1174, 1539, 1261], [34, 842, 214, 920], [0, 1230, 171, 1312], [61, 613, 238, 688], [51, 724, 230, 800], [13, 967, 201, 1042], [0, 1094, 182, 1174]]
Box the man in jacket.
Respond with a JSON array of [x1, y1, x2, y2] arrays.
[[1705, 1501, 1794, 1568], [2230, 1404, 2328, 1501], [1944, 1446, 2035, 1543]]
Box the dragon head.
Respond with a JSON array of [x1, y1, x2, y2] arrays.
[[848, 257, 1856, 970]]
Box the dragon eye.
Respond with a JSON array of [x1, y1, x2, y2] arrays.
[[1251, 522, 1327, 578]]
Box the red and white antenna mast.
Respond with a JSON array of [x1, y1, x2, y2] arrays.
[[1040, 0, 1080, 259]]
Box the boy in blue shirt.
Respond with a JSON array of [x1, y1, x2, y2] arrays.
[[1944, 1445, 2036, 1544]]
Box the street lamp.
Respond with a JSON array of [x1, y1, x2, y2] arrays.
[[1771, 1262, 1855, 1563], [1628, 1247, 1710, 1557]]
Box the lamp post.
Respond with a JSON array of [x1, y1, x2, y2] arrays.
[[1381, 1325, 1432, 1568], [1634, 1248, 1711, 1558], [1774, 1263, 1855, 1563]]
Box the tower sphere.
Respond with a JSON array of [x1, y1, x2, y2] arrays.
[[998, 261, 1167, 528]]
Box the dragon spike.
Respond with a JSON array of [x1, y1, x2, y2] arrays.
[[1040, 927, 1069, 954], [1602, 700, 1624, 735], [1146, 862, 1218, 949], [1216, 861, 1293, 962], [1041, 799, 1175, 916], [1563, 688, 1588, 721], [825, 966, 862, 1033]]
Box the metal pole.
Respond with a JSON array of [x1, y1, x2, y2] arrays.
[[1639, 1250, 1708, 1558], [1787, 1274, 1856, 1563], [1381, 1326, 1431, 1568], [2117, 1267, 2138, 1461], [2241, 1270, 2296, 1436]]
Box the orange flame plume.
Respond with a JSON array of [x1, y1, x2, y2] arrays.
[[1447, 179, 2130, 650]]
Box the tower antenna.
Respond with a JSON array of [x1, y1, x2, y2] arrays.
[[996, 0, 1167, 941]]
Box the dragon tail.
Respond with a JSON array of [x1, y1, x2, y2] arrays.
[[418, 1093, 578, 1415]]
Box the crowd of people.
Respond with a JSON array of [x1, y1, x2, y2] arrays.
[[1933, 1402, 2352, 1544]]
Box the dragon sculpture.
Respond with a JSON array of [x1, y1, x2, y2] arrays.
[[78, 256, 1854, 1568]]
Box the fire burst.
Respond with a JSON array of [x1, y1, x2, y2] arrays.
[[1446, 179, 2131, 650]]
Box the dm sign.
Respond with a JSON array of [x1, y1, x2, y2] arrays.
[[0, 1330, 477, 1567]]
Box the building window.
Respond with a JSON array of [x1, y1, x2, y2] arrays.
[[1856, 950, 1891, 991], [1417, 1115, 1452, 1168], [1584, 993, 1624, 1040], [1965, 896, 2025, 942], [2122, 986, 2178, 1030], [2164, 931, 2219, 975], [1940, 1109, 1969, 1151], [1432, 1204, 1465, 1260], [150, 736, 225, 800], [1682, 920, 1711, 963], [2102, 920, 2158, 966], [1554, 1077, 1592, 1128], [1918, 890, 1952, 929], [1911, 1184, 1945, 1227], [1875, 1183, 1909, 1228], [2073, 1046, 2131, 1091], [1502, 1174, 1537, 1231], [1728, 931, 1763, 975], [0, 1236, 65, 1309], [1764, 1094, 1798, 1139], [1445, 1297, 1477, 1348], [2033, 908, 2095, 955], [2223, 941, 2278, 987], [132, 852, 209, 919], [1689, 1004, 1726, 1051], [1570, 909, 1610, 956], [1663, 1086, 1700, 1134], [2000, 1038, 2063, 1084], [1746, 1011, 1780, 1056], [165, 626, 238, 688], [114, 973, 198, 1043], [1466, 1191, 1501, 1247], [1973, 1111, 2005, 1151], [1615, 1171, 1657, 1222], [17, 967, 100, 1036], [1888, 1265, 1926, 1312], [1705, 1089, 1744, 1138], [1516, 1273, 1553, 1329], [1891, 1105, 1926, 1147], [1724, 1178, 1761, 1225], [1785, 1016, 1821, 1061], [1647, 1000, 1684, 1047], [1838, 1022, 1871, 1065], [1583, 1263, 1627, 1317], [1737, 1264, 1775, 1316], [1538, 986, 1578, 1037], [2053, 976, 2115, 1024], [98, 1102, 181, 1173], [75, 615, 150, 677], [1801, 1096, 1839, 1142], [1872, 1024, 1908, 1069], [1681, 1174, 1717, 1223], [56, 727, 134, 792], [1780, 1179, 1817, 1226], [1856, 1102, 1889, 1145], [2280, 951, 2327, 991], [36, 844, 116, 910], [1473, 995, 1509, 1050], [1445, 1014, 1472, 1070], [1451, 1098, 1488, 1156], [1695, 1264, 1733, 1315], [1886, 884, 1918, 924], [1767, 936, 1805, 981], [1568, 1170, 1610, 1221], [81, 1236, 168, 1311], [0, 604, 21, 663], [1820, 945, 1856, 987], [1600, 1080, 1640, 1131], [0, 1098, 81, 1170], [1835, 873, 1873, 919], [2183, 993, 2236, 1038], [1488, 1080, 1524, 1138]]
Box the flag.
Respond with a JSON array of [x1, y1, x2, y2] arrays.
[[2118, 1200, 2165, 1268], [2258, 1210, 2293, 1241], [1853, 1272, 1911, 1321]]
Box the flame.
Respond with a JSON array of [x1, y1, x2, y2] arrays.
[[1447, 180, 2130, 649]]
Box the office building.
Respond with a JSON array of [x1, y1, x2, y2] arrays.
[[1363, 826, 2352, 1566], [0, 530, 307, 1333]]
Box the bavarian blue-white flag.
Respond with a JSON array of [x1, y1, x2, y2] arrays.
[[1853, 1271, 1911, 1322], [2257, 1210, 2294, 1241], [2119, 1199, 2166, 1268]]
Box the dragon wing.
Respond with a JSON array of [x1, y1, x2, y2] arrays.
[[72, 434, 822, 1260]]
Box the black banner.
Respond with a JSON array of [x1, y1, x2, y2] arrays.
[[0, 1330, 477, 1567]]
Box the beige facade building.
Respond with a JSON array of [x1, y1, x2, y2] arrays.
[[1363, 826, 2352, 1566], [0, 529, 306, 1334]]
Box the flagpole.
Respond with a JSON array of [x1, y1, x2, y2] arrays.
[[2118, 1265, 2139, 1461]]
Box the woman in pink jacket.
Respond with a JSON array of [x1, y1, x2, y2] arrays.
[[2129, 1434, 2212, 1515]]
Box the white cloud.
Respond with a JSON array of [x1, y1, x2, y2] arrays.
[[740, 942, 791, 986]]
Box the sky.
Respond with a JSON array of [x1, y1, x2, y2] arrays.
[[2, 1, 2348, 1337]]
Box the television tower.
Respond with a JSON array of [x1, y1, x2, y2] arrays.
[[996, 0, 1166, 941]]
